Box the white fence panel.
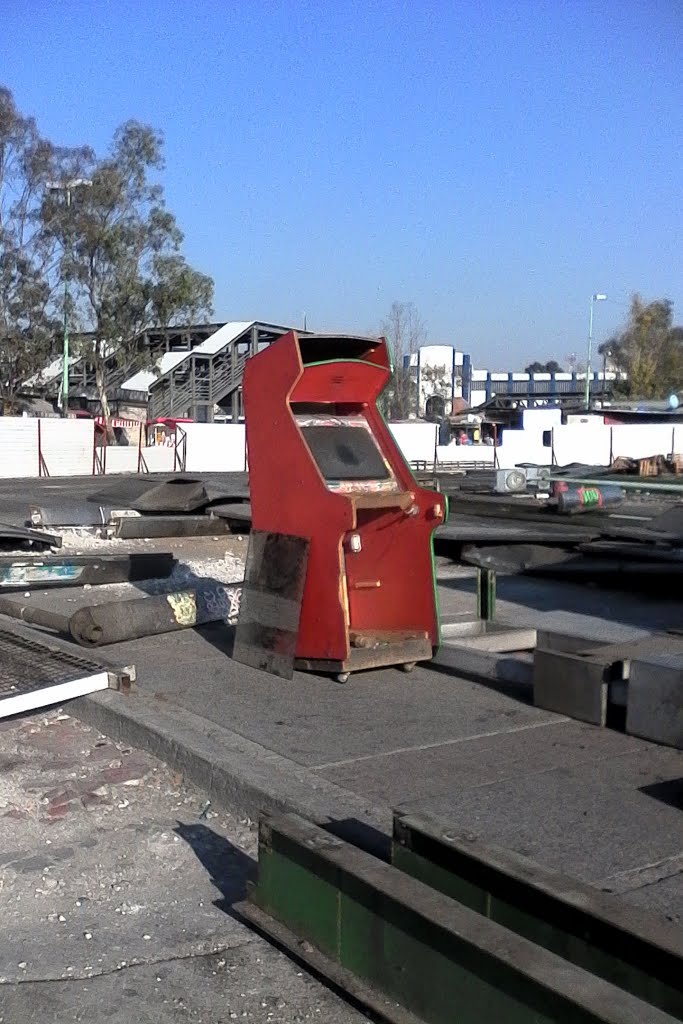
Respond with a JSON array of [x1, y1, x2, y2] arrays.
[[0, 419, 39, 478], [610, 424, 678, 460], [103, 447, 140, 474], [552, 425, 612, 467], [183, 423, 246, 472], [521, 407, 561, 430], [436, 445, 496, 466], [389, 422, 437, 465], [496, 429, 551, 469], [141, 446, 176, 473], [40, 419, 94, 476]]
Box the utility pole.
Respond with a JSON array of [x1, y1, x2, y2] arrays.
[[46, 178, 93, 415], [585, 293, 607, 411]]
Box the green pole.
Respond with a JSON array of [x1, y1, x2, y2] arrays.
[[62, 278, 69, 415], [62, 188, 71, 416], [584, 295, 594, 411]]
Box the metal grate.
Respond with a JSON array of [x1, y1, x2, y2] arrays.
[[0, 628, 105, 699]]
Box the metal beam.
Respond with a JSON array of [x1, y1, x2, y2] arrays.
[[392, 812, 683, 1019]]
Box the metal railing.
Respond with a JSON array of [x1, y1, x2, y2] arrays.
[[148, 347, 251, 419]]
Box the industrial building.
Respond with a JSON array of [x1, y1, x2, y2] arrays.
[[405, 345, 621, 416]]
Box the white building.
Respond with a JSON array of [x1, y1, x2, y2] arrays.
[[406, 345, 619, 414]]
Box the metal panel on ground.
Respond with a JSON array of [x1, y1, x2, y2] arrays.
[[0, 627, 109, 718], [232, 531, 309, 680], [0, 553, 176, 589]]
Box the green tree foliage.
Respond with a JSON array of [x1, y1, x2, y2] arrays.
[[0, 88, 71, 410], [0, 87, 214, 429], [599, 295, 683, 400], [379, 301, 426, 419], [524, 360, 563, 374], [44, 120, 214, 436]]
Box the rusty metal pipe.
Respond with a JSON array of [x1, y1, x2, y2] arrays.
[[0, 584, 243, 648], [0, 596, 71, 633]]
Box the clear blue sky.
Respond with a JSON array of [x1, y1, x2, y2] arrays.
[[3, 0, 681, 368]]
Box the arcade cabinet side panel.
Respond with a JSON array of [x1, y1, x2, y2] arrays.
[[242, 334, 303, 534], [362, 402, 446, 648]]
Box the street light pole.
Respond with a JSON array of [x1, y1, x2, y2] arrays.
[[46, 178, 92, 415], [585, 293, 607, 411]]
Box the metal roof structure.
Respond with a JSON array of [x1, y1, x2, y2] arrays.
[[121, 351, 189, 394]]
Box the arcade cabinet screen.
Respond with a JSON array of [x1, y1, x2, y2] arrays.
[[297, 415, 391, 482]]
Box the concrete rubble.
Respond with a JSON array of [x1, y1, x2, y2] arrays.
[[0, 708, 370, 1022]]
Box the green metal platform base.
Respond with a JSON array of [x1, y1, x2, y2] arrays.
[[239, 812, 681, 1024]]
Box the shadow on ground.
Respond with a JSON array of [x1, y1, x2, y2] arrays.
[[176, 816, 391, 925], [175, 822, 255, 913], [438, 570, 683, 633], [639, 778, 683, 811]]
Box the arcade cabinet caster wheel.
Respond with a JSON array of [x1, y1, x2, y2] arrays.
[[401, 662, 417, 673], [336, 672, 350, 684]]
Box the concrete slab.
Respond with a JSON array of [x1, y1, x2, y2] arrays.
[[627, 660, 683, 749], [433, 643, 533, 692], [621, 875, 683, 925], [73, 688, 390, 840], [315, 719, 641, 804], [440, 622, 537, 651], [533, 647, 609, 725], [0, 473, 248, 527], [406, 742, 683, 886], [89, 626, 558, 768]]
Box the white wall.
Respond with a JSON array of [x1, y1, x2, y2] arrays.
[[496, 428, 551, 468], [0, 413, 680, 479], [436, 445, 496, 465], [521, 407, 561, 431]]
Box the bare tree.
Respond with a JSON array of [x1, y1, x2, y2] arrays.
[[379, 301, 427, 418]]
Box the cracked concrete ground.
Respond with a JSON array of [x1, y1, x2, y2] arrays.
[[0, 711, 369, 1023]]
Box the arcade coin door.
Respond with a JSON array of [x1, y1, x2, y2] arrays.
[[242, 332, 446, 682]]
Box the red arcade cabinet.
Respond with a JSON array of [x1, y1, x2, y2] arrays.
[[242, 332, 446, 681]]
